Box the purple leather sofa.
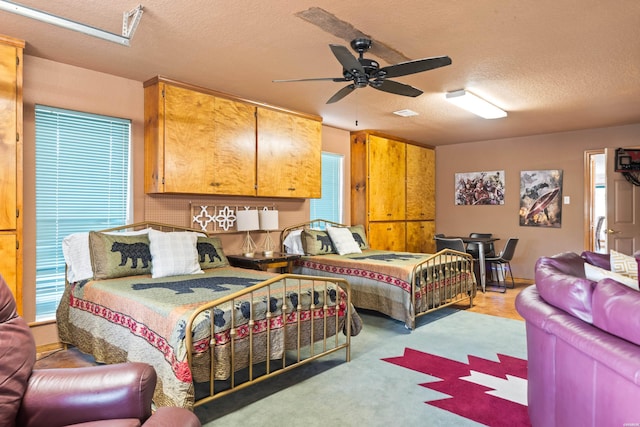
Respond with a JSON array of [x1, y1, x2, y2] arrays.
[[515, 251, 640, 426], [0, 274, 202, 427]]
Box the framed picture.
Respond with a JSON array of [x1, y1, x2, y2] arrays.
[[455, 170, 505, 205], [519, 170, 563, 227]]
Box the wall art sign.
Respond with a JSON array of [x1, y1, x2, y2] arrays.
[[455, 170, 505, 205], [519, 170, 563, 227]]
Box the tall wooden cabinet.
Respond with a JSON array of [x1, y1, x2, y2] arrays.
[[144, 77, 321, 198], [351, 131, 436, 253], [0, 34, 23, 312]]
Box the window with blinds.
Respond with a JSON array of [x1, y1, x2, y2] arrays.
[[35, 105, 131, 321], [310, 152, 344, 225]]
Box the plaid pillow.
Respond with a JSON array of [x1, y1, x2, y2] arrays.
[[148, 229, 203, 278]]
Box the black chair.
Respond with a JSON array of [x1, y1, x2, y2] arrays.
[[434, 237, 466, 253], [465, 233, 496, 259], [485, 238, 519, 292]]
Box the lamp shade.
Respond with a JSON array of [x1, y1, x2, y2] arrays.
[[236, 208, 259, 231], [259, 209, 279, 231]]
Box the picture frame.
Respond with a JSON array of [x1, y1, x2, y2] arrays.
[[519, 170, 563, 227]]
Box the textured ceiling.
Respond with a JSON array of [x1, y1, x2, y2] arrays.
[[1, 0, 639, 146]]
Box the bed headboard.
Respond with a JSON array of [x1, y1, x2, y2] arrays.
[[99, 221, 206, 234]]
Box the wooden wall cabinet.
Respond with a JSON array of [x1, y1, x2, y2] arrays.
[[351, 131, 435, 252], [0, 34, 23, 312], [256, 107, 321, 198], [144, 77, 322, 198]]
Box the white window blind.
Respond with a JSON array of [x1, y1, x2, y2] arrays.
[[310, 152, 343, 225], [35, 105, 131, 321]]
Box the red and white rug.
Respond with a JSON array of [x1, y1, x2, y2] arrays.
[[383, 348, 530, 427]]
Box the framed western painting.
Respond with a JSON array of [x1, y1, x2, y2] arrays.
[[455, 170, 505, 205], [519, 170, 563, 227]]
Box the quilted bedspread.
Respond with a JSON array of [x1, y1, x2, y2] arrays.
[[57, 267, 361, 409], [294, 249, 474, 327]]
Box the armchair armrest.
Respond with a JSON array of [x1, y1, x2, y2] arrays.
[[17, 362, 156, 427]]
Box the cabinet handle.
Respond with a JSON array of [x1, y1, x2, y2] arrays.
[[210, 182, 221, 187], [288, 187, 296, 191]]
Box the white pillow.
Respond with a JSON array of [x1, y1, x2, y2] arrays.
[[610, 249, 638, 280], [584, 262, 639, 291], [63, 228, 151, 283], [283, 229, 304, 255], [148, 229, 203, 278], [326, 225, 362, 255]]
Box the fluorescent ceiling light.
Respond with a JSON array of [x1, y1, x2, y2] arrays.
[[0, 1, 143, 46], [445, 89, 507, 119], [393, 109, 419, 117]]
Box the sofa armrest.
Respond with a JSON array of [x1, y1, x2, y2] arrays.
[[17, 363, 156, 427]]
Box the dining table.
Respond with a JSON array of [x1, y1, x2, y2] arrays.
[[442, 235, 500, 293]]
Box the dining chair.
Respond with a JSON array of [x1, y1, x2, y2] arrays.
[[484, 238, 519, 292], [434, 237, 466, 253]]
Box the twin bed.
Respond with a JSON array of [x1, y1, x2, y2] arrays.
[[56, 220, 474, 411], [281, 219, 475, 329], [57, 222, 361, 410]]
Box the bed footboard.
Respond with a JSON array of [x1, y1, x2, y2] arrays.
[[410, 249, 475, 329], [185, 274, 356, 408]]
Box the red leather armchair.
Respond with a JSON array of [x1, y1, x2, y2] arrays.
[[0, 275, 201, 427]]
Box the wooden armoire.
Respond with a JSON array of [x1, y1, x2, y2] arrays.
[[0, 34, 24, 312], [351, 131, 436, 253]]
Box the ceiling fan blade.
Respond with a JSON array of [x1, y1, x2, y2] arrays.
[[327, 84, 356, 104], [329, 44, 365, 74], [371, 79, 423, 97], [273, 77, 348, 83], [379, 56, 452, 79]]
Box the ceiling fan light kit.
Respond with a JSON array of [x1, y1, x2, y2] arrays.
[[445, 89, 507, 119]]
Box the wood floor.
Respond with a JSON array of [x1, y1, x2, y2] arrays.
[[34, 278, 533, 369]]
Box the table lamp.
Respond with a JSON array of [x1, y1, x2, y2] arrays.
[[236, 208, 259, 257], [259, 208, 279, 256]]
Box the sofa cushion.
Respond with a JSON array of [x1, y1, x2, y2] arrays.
[[535, 253, 595, 323], [581, 250, 611, 270], [592, 278, 640, 346], [0, 276, 36, 426]]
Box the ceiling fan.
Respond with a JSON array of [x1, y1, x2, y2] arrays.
[[274, 38, 452, 104]]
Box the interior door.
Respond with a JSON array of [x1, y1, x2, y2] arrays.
[[605, 147, 640, 254]]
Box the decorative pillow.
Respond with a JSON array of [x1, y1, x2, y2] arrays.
[[348, 224, 369, 250], [148, 229, 203, 278], [283, 229, 305, 255], [64, 228, 150, 283], [584, 262, 639, 291], [89, 232, 152, 279], [196, 236, 229, 269], [610, 249, 639, 280], [301, 229, 336, 255], [327, 225, 362, 255]]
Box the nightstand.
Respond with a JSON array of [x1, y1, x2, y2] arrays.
[[226, 252, 301, 273]]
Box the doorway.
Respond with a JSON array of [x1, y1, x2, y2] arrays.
[[585, 150, 606, 253]]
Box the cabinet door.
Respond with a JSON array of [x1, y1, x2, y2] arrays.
[[406, 145, 435, 220], [406, 220, 436, 253], [0, 43, 17, 230], [163, 85, 256, 195], [368, 222, 406, 251], [0, 233, 16, 297], [368, 135, 406, 221], [257, 108, 321, 198], [163, 85, 216, 193]]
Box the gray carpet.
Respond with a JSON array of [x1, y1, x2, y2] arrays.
[[195, 308, 527, 426]]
